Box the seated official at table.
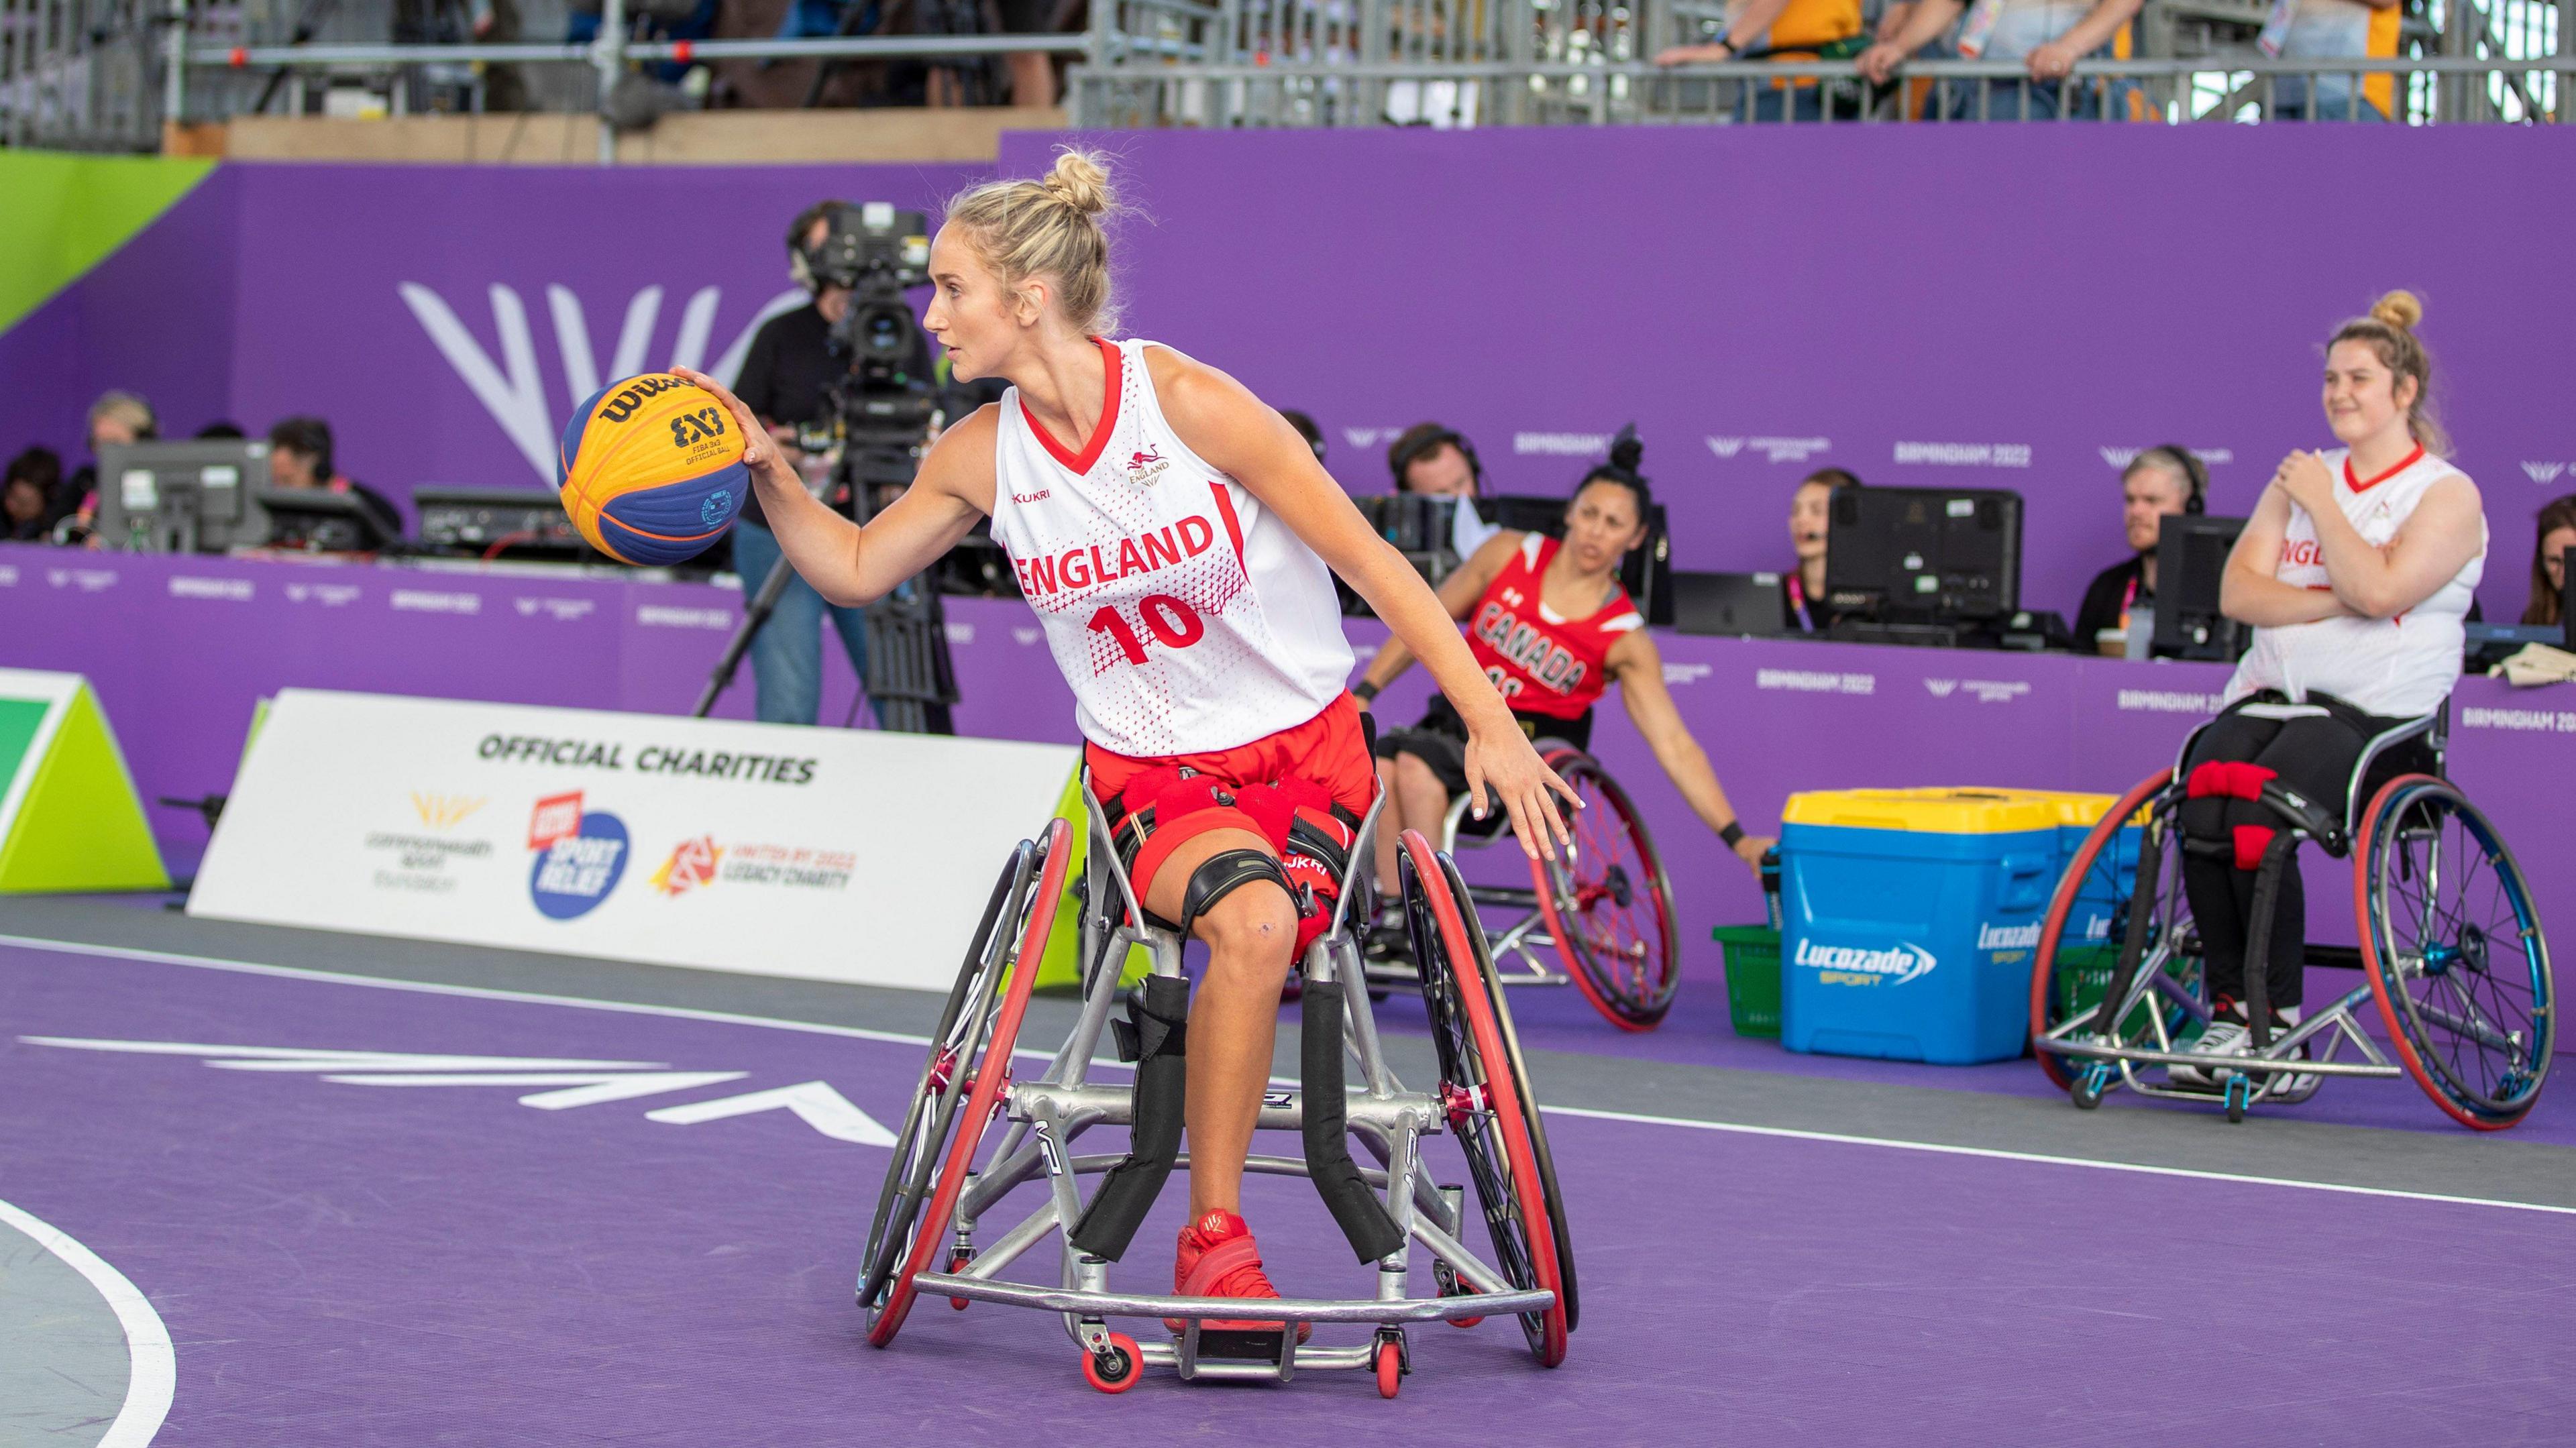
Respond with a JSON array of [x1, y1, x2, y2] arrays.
[[2072, 445, 2203, 656], [1782, 467, 1860, 632], [1386, 421, 1503, 559], [268, 416, 405, 541], [2522, 492, 2575, 627], [5, 447, 70, 543]]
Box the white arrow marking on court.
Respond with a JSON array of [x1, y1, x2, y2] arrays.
[[315, 1070, 751, 1107], [22, 1037, 666, 1072], [644, 1081, 897, 1146]]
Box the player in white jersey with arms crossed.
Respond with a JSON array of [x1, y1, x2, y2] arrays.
[[679, 150, 1576, 1324], [2170, 290, 2488, 1084]]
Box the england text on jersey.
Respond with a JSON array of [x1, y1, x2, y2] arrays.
[[1012, 514, 1220, 604]]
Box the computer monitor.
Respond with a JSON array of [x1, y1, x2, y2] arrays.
[[1823, 486, 2021, 622], [1671, 571, 1788, 637], [1483, 493, 1675, 627], [2151, 513, 2250, 662], [90, 440, 274, 553], [257, 488, 396, 553], [1354, 493, 1458, 557]]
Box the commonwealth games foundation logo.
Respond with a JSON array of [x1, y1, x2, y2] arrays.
[[528, 790, 629, 920]]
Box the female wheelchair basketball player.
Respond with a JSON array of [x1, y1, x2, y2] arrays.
[[678, 148, 1577, 1327], [2165, 290, 2489, 1087], [2034, 290, 2547, 1128], [1354, 445, 1771, 1024]]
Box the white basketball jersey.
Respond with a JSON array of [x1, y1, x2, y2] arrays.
[[2226, 445, 2485, 718], [988, 338, 1354, 758]]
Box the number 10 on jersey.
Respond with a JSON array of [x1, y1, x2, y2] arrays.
[[1087, 594, 1206, 666]]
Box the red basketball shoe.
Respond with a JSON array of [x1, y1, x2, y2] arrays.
[[1167, 1209, 1309, 1343]]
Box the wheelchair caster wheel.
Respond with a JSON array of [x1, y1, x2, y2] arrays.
[[1374, 1335, 1404, 1398], [1083, 1332, 1142, 1394], [2224, 1077, 2251, 1124], [2070, 1063, 2108, 1110], [947, 1247, 973, 1310]]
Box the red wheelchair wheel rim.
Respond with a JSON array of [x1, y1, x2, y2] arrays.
[[868, 817, 1071, 1346], [2030, 769, 2169, 1091]]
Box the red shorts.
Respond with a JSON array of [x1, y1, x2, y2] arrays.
[[1086, 693, 1376, 913]]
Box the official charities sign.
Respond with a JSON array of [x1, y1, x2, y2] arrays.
[[189, 690, 1077, 991]]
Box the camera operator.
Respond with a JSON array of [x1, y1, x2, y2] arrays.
[[268, 416, 405, 542], [729, 199, 884, 729]]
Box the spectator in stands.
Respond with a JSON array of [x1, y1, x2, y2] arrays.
[[1652, 0, 1868, 121], [4, 447, 68, 543], [1783, 466, 1859, 632], [997, 0, 1071, 106], [1856, 0, 2144, 118], [2073, 445, 2202, 655], [728, 201, 883, 729], [1387, 421, 1503, 557], [60, 390, 158, 539], [2272, 0, 2401, 121], [2524, 494, 2576, 628], [268, 416, 406, 541]]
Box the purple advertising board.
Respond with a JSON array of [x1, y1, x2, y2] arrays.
[[7, 543, 2566, 1056], [9, 129, 2576, 629]]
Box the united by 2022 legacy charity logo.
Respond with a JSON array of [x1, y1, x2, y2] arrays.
[[528, 790, 629, 920]]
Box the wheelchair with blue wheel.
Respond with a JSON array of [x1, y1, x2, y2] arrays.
[[2031, 705, 2554, 1129], [1362, 741, 1682, 1032], [856, 777, 1575, 1396]]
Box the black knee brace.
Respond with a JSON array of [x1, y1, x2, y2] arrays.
[[1300, 981, 1405, 1263], [1069, 975, 1190, 1261], [1179, 848, 1293, 938]]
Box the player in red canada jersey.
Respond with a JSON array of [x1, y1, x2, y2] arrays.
[[1355, 449, 1773, 935]]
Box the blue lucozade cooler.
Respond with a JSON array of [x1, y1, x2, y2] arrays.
[[1778, 790, 2063, 1064]]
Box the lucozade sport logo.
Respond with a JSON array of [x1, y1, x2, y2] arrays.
[[1793, 938, 1937, 987], [528, 791, 629, 920]]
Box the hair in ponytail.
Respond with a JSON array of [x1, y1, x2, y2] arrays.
[[943, 149, 1124, 334]]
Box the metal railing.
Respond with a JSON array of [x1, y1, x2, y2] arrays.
[[1067, 52, 2574, 126], [2, 0, 2567, 151]]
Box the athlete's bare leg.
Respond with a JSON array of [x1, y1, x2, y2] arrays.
[[1388, 752, 1452, 885], [1374, 757, 1409, 898], [1146, 826, 1299, 1221]]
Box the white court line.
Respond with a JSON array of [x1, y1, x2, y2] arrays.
[[5, 931, 2569, 1219], [0, 1196, 176, 1448], [1546, 1104, 2576, 1219]]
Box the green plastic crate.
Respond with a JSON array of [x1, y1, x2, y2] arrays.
[[1713, 924, 1782, 1039]]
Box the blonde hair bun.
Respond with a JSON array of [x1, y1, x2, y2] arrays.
[[2371, 289, 2424, 332], [1041, 149, 1116, 219]]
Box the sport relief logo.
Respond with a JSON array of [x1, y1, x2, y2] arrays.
[[1124, 445, 1169, 486], [527, 791, 629, 920], [1794, 938, 1937, 987]]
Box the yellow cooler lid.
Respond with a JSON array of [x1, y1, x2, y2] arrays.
[[1781, 789, 2059, 834]]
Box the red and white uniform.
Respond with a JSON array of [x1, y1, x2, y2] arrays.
[[989, 337, 1354, 759], [1466, 533, 1645, 722], [2225, 445, 2485, 719]]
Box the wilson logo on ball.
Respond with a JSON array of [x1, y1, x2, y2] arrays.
[[557, 372, 748, 567], [597, 374, 688, 424]]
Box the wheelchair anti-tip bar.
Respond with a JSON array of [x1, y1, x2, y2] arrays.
[[2033, 1037, 2402, 1079], [909, 1276, 1555, 1325]]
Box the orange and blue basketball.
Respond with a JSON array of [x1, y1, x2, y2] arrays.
[[556, 373, 749, 565]]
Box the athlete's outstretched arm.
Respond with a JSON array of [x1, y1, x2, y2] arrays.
[[676, 367, 991, 608], [1352, 531, 1519, 702], [1145, 347, 1579, 859], [1608, 628, 1772, 871]]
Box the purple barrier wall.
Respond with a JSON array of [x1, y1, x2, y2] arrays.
[[9, 543, 2567, 1045], [10, 131, 2576, 625]]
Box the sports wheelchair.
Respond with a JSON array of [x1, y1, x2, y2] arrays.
[[1362, 742, 1681, 1032], [2031, 706, 2554, 1128], [857, 779, 1576, 1396]]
